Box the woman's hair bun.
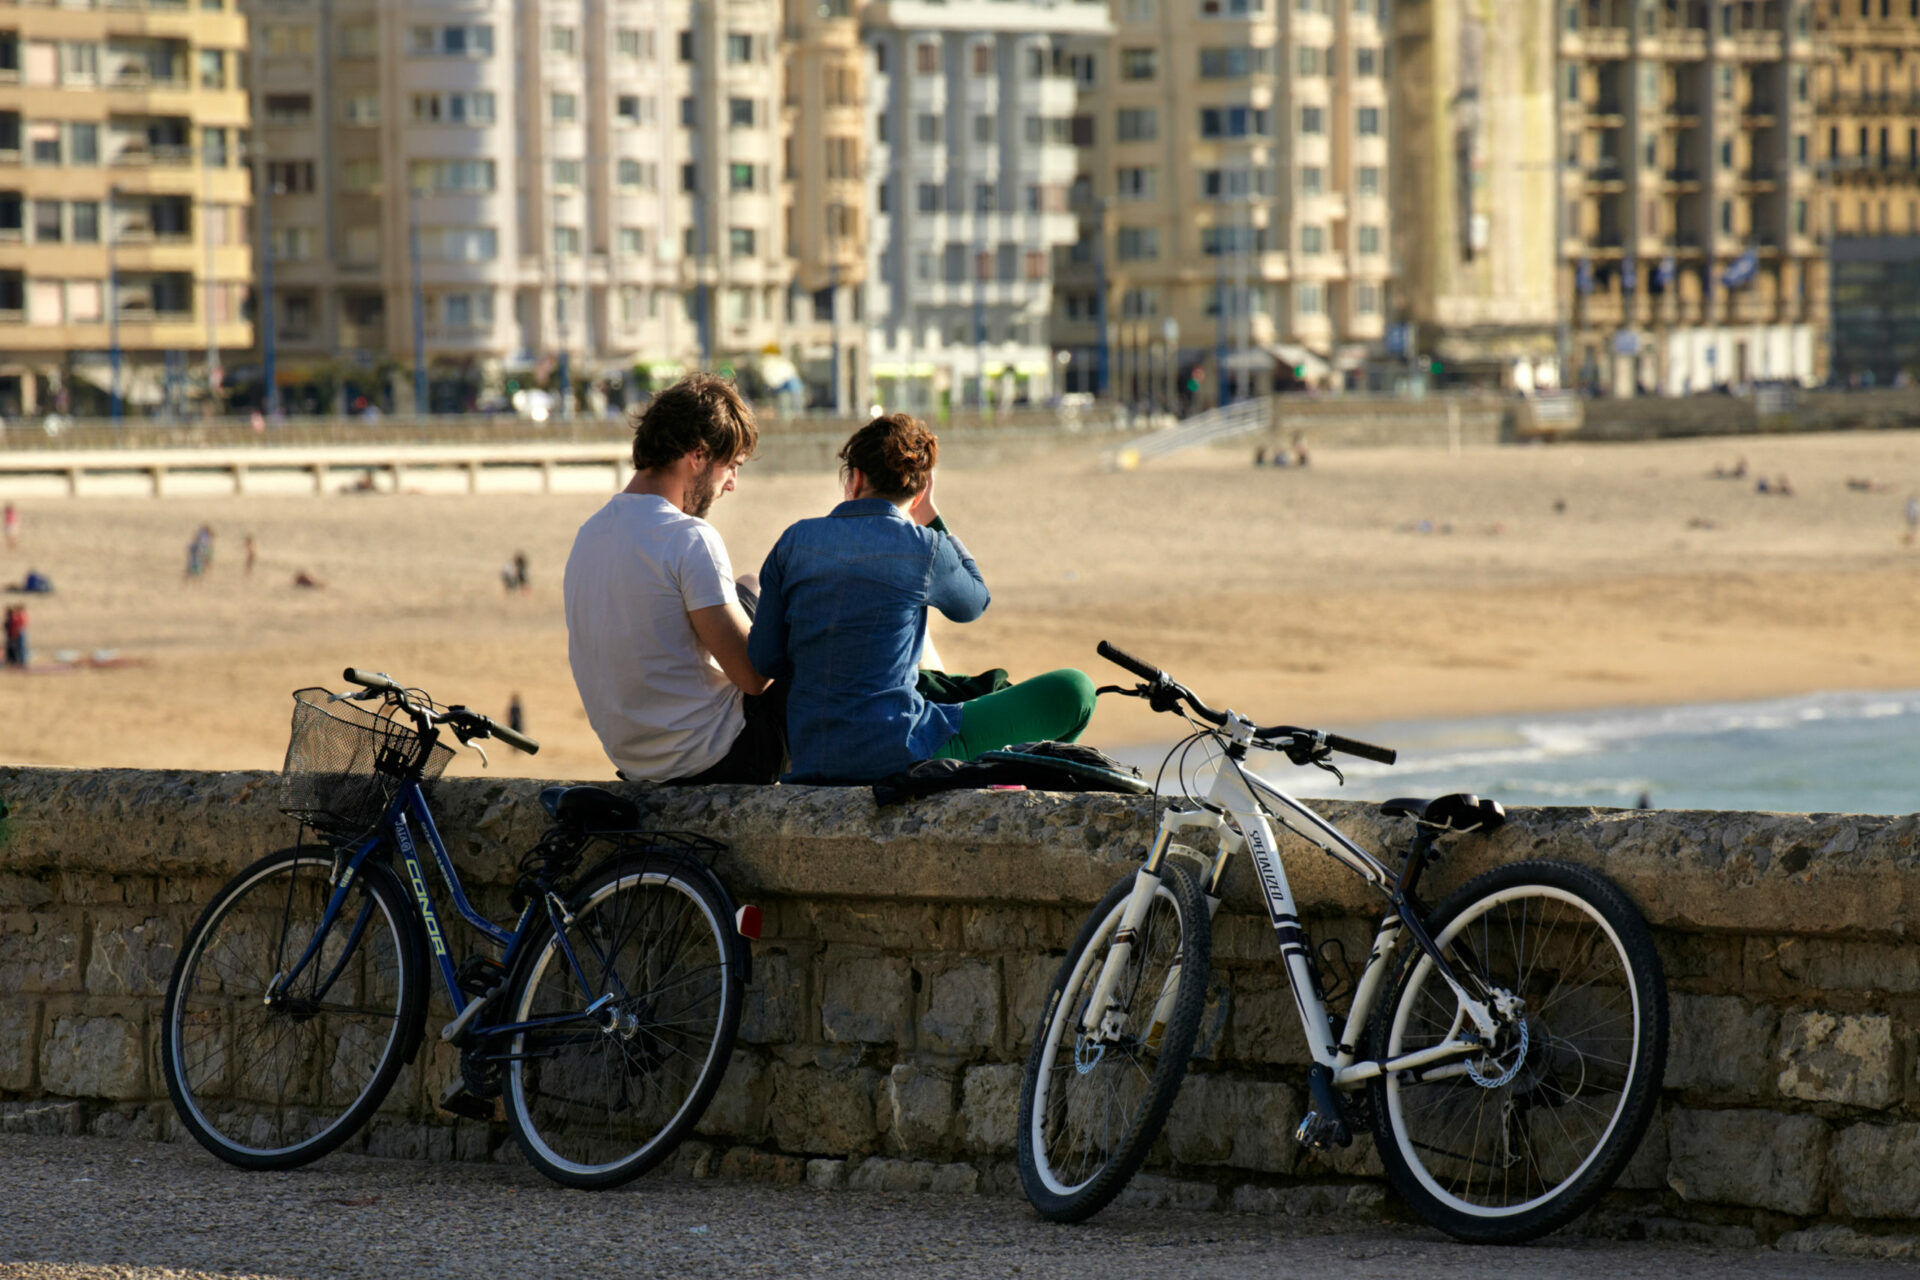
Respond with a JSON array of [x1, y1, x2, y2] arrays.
[[840, 413, 939, 500]]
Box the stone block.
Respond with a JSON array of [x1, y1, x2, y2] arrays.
[[0, 998, 41, 1090], [1777, 1011, 1893, 1108], [696, 1050, 768, 1143], [57, 872, 125, 905], [1166, 1075, 1299, 1174], [960, 905, 1072, 952], [0, 874, 54, 909], [1666, 1107, 1829, 1215], [882, 1062, 956, 1155], [718, 1146, 806, 1184], [739, 948, 804, 1045], [0, 1100, 84, 1135], [919, 959, 1000, 1056], [960, 1064, 1022, 1155], [0, 913, 82, 994], [1003, 954, 1060, 1054], [1832, 1123, 1920, 1219], [1221, 971, 1314, 1067], [1747, 937, 1920, 999], [88, 1104, 163, 1143], [805, 1158, 849, 1190], [820, 951, 909, 1045], [794, 900, 958, 950], [39, 1013, 146, 1100], [768, 1058, 882, 1156], [1111, 1173, 1220, 1212], [1662, 993, 1776, 1097], [85, 914, 178, 998], [846, 1157, 980, 1195]]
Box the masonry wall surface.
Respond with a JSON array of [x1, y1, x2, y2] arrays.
[[3, 765, 1919, 1248]]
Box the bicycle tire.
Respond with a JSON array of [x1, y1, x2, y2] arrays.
[[501, 852, 745, 1189], [1017, 859, 1211, 1222], [162, 848, 425, 1170], [1366, 860, 1668, 1244]]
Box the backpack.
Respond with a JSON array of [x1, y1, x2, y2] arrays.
[[871, 740, 1150, 806]]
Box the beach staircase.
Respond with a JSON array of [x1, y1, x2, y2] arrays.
[[1109, 398, 1271, 467]]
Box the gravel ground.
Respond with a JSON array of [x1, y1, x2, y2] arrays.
[[0, 1135, 1912, 1280]]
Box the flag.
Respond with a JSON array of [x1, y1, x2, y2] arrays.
[[1721, 248, 1759, 289], [1620, 255, 1637, 294], [1576, 257, 1594, 294], [1654, 256, 1676, 290]]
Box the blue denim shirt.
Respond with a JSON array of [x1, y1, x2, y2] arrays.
[[748, 499, 990, 783]]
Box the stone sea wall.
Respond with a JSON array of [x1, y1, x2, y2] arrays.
[[4, 766, 1920, 1250]]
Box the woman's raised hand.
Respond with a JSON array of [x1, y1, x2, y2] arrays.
[[908, 471, 940, 526]]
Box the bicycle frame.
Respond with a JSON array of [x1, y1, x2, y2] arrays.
[[270, 779, 614, 1045], [1078, 715, 1501, 1093]]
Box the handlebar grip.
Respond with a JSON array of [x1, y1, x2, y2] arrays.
[[1096, 640, 1165, 683], [491, 721, 540, 755], [1324, 733, 1397, 766], [343, 667, 403, 694]]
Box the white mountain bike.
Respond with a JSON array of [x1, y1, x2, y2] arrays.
[[1016, 642, 1668, 1244]]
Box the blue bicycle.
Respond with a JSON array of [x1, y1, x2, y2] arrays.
[[160, 669, 754, 1189]]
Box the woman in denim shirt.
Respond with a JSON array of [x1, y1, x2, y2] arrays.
[[748, 414, 1096, 783]]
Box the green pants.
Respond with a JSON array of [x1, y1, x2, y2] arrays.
[[932, 668, 1098, 761]]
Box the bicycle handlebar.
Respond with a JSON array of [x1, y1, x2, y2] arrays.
[[1096, 640, 1396, 766], [342, 667, 541, 755]]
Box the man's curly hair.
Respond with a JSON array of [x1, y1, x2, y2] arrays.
[[629, 373, 759, 472]]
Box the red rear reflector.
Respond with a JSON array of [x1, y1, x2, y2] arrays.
[[735, 904, 763, 940]]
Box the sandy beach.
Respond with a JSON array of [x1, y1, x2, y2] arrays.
[[3, 428, 1919, 780]]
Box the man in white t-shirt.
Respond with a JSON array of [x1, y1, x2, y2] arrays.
[[564, 374, 786, 783]]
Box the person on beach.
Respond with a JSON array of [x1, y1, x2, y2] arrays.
[[747, 413, 1096, 785], [243, 533, 257, 576], [564, 373, 788, 784], [3, 502, 17, 550], [3, 603, 25, 669]]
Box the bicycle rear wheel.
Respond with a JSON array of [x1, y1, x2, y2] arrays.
[[1367, 860, 1668, 1244], [501, 853, 744, 1189], [1017, 860, 1211, 1222], [162, 849, 424, 1169]]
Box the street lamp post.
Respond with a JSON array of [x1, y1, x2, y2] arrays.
[[551, 192, 572, 419], [408, 183, 427, 415], [1092, 196, 1109, 400]]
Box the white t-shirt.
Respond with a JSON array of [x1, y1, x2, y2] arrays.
[[564, 494, 744, 781]]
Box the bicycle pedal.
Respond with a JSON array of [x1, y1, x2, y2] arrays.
[[1294, 1108, 1352, 1152], [437, 1079, 497, 1123]]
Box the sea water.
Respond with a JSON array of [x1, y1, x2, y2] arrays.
[[1117, 690, 1920, 816]]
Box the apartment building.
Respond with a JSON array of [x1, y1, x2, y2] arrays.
[[863, 0, 1110, 411], [1556, 0, 1826, 394], [0, 0, 253, 417], [1053, 0, 1392, 405], [783, 0, 866, 413], [1818, 0, 1920, 384], [1389, 0, 1562, 391], [250, 0, 788, 412]]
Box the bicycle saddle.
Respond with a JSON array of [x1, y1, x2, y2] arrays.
[[539, 785, 644, 831], [1380, 793, 1506, 834]]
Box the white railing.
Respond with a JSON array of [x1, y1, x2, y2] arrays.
[[1115, 397, 1271, 464]]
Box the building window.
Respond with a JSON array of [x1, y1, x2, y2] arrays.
[[729, 98, 756, 128], [916, 113, 941, 143], [1300, 105, 1324, 135], [71, 201, 98, 243], [341, 159, 381, 191], [1358, 224, 1380, 254], [1719, 199, 1732, 233], [551, 159, 582, 188], [344, 93, 380, 125], [1298, 45, 1321, 75], [267, 160, 316, 194], [1301, 224, 1324, 254], [730, 162, 756, 191], [973, 43, 994, 75], [408, 159, 496, 193], [1117, 107, 1158, 141], [619, 227, 646, 256], [32, 200, 61, 243], [1297, 282, 1323, 314], [1356, 47, 1378, 76], [915, 42, 938, 73], [68, 123, 96, 165], [729, 227, 756, 257], [553, 226, 581, 257], [917, 183, 940, 212], [1357, 106, 1380, 135], [974, 114, 995, 144], [1300, 165, 1323, 194], [203, 127, 227, 167], [551, 93, 578, 123], [1116, 226, 1159, 259], [617, 29, 653, 58], [1201, 106, 1270, 138], [1356, 282, 1380, 314], [1358, 166, 1382, 195], [1122, 48, 1156, 79], [338, 22, 378, 58], [727, 33, 755, 64], [1116, 166, 1157, 199], [548, 25, 576, 54], [1199, 46, 1268, 77]]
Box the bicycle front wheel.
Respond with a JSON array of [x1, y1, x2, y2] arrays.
[[161, 849, 424, 1169], [1367, 860, 1668, 1244], [1017, 860, 1211, 1223], [501, 854, 744, 1189]]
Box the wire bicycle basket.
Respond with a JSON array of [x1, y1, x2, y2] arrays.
[[281, 687, 454, 837]]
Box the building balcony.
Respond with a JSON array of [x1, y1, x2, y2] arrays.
[[1820, 155, 1920, 181]]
